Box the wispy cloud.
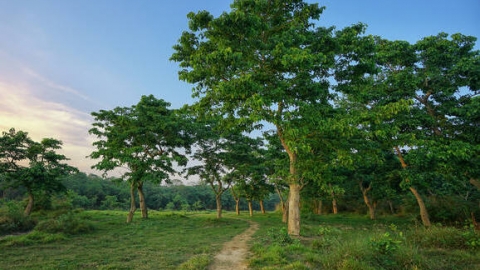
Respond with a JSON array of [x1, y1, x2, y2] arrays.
[[22, 67, 91, 101], [0, 80, 97, 174]]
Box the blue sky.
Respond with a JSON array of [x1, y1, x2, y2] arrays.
[[0, 0, 478, 174]]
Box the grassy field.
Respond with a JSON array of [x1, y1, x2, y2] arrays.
[[0, 210, 248, 269], [1, 210, 479, 269]]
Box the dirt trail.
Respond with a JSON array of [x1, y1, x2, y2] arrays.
[[209, 220, 259, 270]]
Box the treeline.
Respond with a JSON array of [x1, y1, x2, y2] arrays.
[[1, 172, 280, 213]]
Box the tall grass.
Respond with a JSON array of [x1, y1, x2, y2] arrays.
[[247, 213, 480, 270]]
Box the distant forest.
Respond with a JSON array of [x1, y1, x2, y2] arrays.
[[1, 172, 280, 213]]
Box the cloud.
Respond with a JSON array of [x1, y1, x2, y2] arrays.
[[0, 80, 97, 174]]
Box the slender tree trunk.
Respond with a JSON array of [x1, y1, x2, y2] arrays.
[[313, 199, 322, 215], [275, 183, 288, 222], [330, 184, 338, 215], [24, 190, 34, 216], [410, 186, 431, 227], [395, 146, 431, 227], [137, 182, 148, 219], [360, 182, 376, 220], [387, 200, 395, 215], [215, 194, 222, 219], [332, 197, 338, 214], [235, 198, 240, 215], [127, 183, 136, 223], [282, 199, 289, 223], [259, 200, 265, 214], [248, 200, 253, 217]]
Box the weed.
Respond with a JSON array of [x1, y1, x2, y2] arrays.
[[177, 254, 211, 270], [0, 200, 36, 235], [35, 210, 95, 235]]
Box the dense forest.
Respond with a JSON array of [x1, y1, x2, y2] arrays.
[[1, 0, 479, 238]]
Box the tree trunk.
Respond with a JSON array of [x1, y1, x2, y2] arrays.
[[282, 199, 289, 223], [137, 182, 148, 219], [394, 146, 431, 227], [259, 200, 265, 214], [275, 183, 288, 222], [332, 197, 338, 214], [215, 194, 222, 219], [235, 198, 240, 215], [360, 182, 376, 220], [313, 200, 322, 215], [288, 183, 301, 236], [410, 186, 431, 227], [387, 200, 395, 215], [24, 191, 34, 216], [278, 124, 301, 235], [127, 183, 136, 223], [248, 200, 253, 217], [470, 178, 480, 190]]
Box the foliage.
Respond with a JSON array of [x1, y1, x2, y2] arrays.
[[0, 128, 78, 215], [35, 210, 95, 235], [0, 200, 36, 235]]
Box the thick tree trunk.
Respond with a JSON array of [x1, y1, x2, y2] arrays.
[[215, 194, 222, 219], [248, 200, 253, 217], [24, 191, 34, 216], [127, 183, 136, 223], [278, 124, 301, 235], [410, 186, 431, 227], [288, 183, 301, 236], [259, 200, 265, 214], [137, 182, 148, 219]]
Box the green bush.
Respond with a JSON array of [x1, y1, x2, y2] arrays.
[[0, 200, 36, 235], [407, 224, 479, 250], [35, 211, 95, 235]]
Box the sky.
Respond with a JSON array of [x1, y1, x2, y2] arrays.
[[0, 0, 479, 177]]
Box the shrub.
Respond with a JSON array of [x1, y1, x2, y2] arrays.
[[0, 201, 36, 235], [35, 211, 95, 235]]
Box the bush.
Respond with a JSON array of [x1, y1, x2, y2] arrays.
[[35, 211, 95, 235], [0, 200, 36, 235]]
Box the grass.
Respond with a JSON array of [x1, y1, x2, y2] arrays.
[[0, 210, 248, 269], [1, 210, 479, 269], [246, 213, 480, 270]]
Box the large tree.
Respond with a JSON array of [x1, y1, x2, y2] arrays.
[[336, 33, 480, 226], [89, 95, 192, 223], [0, 128, 77, 215], [172, 0, 343, 235]]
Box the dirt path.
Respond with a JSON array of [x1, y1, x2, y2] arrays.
[[209, 220, 259, 270]]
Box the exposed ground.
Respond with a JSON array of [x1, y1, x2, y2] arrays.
[[209, 220, 259, 270]]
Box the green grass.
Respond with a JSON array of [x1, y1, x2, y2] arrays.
[[1, 210, 479, 270], [0, 210, 248, 270], [246, 212, 480, 270]]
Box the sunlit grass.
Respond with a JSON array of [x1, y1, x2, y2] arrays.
[[0, 210, 248, 270]]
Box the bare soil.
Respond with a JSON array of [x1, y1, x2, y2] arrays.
[[209, 220, 259, 270]]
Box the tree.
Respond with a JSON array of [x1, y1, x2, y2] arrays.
[[172, 0, 342, 235], [89, 95, 192, 223], [185, 119, 234, 219], [0, 128, 77, 215], [336, 33, 480, 226]]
